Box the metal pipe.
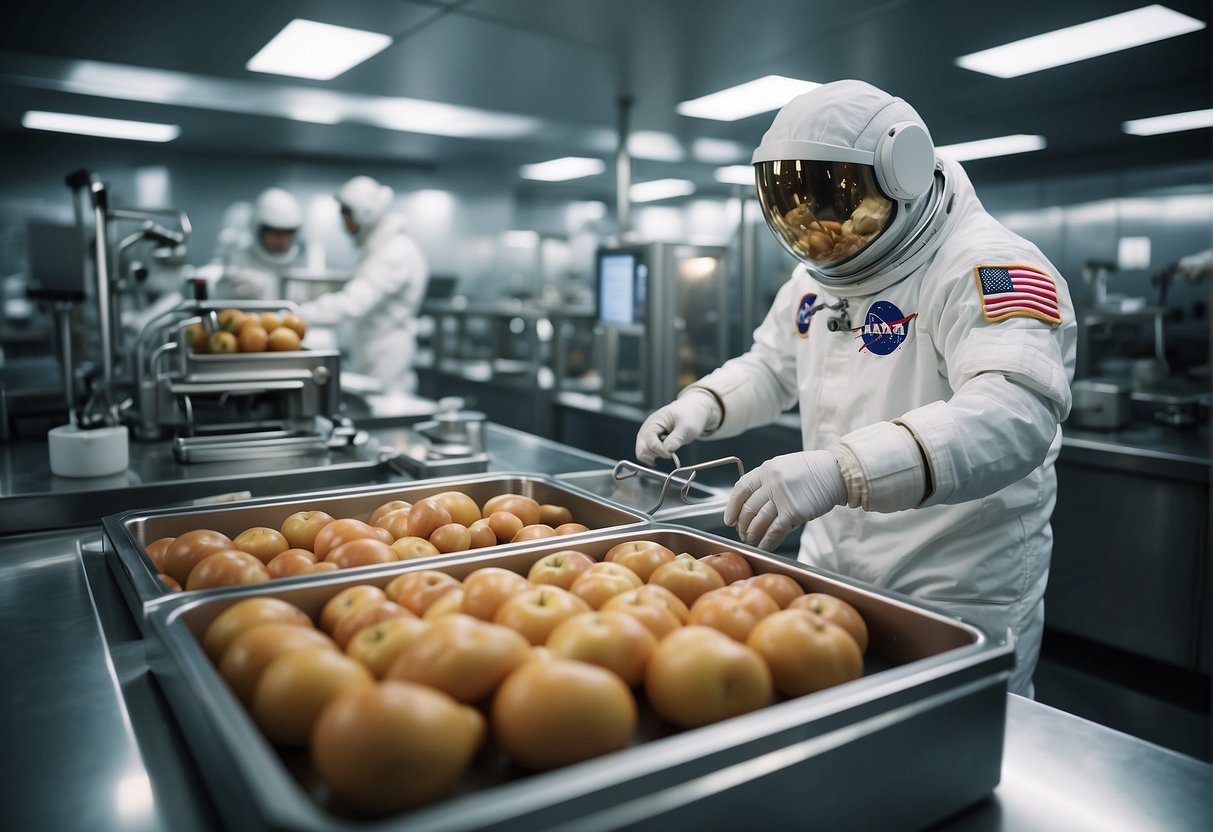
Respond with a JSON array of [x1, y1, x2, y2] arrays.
[[615, 95, 633, 238], [737, 186, 758, 350], [88, 178, 116, 423]]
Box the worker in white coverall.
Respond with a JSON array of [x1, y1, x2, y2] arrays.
[[636, 80, 1077, 696], [298, 176, 430, 395], [212, 187, 305, 300]]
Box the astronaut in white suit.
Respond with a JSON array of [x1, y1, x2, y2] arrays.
[[636, 80, 1077, 695], [299, 176, 430, 395]]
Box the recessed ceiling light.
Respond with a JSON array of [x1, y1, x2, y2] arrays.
[[677, 75, 820, 122], [693, 138, 748, 164], [1122, 108, 1213, 136], [503, 230, 539, 248], [247, 19, 392, 81], [21, 110, 179, 142], [629, 131, 684, 161], [955, 5, 1205, 78], [936, 134, 1047, 161], [630, 179, 696, 203], [714, 165, 755, 186], [519, 157, 605, 182]]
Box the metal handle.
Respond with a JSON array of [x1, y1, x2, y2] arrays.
[[612, 454, 745, 515]]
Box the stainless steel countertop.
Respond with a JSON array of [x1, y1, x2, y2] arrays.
[[0, 424, 1209, 831]]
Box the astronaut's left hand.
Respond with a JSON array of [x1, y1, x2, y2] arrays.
[[725, 450, 847, 550]]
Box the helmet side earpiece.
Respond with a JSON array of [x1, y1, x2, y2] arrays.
[[874, 122, 935, 201]]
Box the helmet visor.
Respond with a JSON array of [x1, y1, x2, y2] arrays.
[[755, 160, 895, 269]]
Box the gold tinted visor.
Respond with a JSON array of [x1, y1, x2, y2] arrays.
[[755, 160, 895, 268]]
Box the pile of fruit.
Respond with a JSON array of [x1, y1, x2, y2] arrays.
[[144, 491, 592, 592], [184, 308, 307, 354], [198, 526, 870, 818]]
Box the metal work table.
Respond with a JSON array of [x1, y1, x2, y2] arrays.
[[0, 423, 1209, 831]]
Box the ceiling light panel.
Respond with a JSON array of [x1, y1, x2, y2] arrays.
[[22, 110, 179, 142], [630, 179, 696, 203], [247, 19, 393, 80], [1122, 108, 1213, 136], [628, 131, 684, 161], [520, 157, 605, 181], [714, 165, 756, 186], [677, 75, 820, 122], [955, 5, 1205, 78], [936, 134, 1046, 161]]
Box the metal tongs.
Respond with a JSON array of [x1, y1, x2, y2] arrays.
[[611, 453, 745, 515]]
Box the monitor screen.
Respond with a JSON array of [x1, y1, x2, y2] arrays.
[[597, 250, 646, 325]]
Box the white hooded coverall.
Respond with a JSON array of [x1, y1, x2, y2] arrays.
[[690, 84, 1077, 695], [299, 212, 429, 395]]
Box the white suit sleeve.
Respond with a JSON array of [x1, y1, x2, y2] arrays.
[[832, 264, 1076, 513], [690, 278, 803, 438], [299, 238, 417, 327]]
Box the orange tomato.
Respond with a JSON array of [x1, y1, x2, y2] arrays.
[[144, 536, 175, 571], [160, 529, 234, 587], [330, 599, 414, 650], [369, 499, 411, 527], [279, 510, 335, 551], [218, 623, 338, 704], [546, 610, 657, 686], [687, 584, 780, 643], [481, 494, 541, 526], [252, 648, 374, 746], [386, 570, 460, 616], [266, 326, 302, 351], [345, 616, 431, 678], [492, 585, 591, 645], [739, 573, 806, 609], [746, 609, 863, 697], [184, 549, 271, 591], [202, 597, 313, 662], [312, 518, 382, 561], [787, 593, 869, 653], [491, 658, 636, 771], [387, 613, 530, 704], [461, 567, 530, 621], [319, 585, 386, 634], [266, 549, 320, 579], [428, 491, 481, 527], [605, 540, 677, 582], [527, 550, 594, 590], [311, 681, 484, 816], [645, 625, 772, 729], [232, 526, 290, 564], [647, 558, 726, 607], [325, 538, 397, 569]]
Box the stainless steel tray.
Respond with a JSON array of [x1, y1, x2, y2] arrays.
[[102, 473, 650, 627], [145, 525, 1013, 832]]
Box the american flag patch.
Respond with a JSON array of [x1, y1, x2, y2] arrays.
[[974, 264, 1061, 325]]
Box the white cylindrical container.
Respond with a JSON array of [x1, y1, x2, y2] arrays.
[[48, 424, 130, 478]]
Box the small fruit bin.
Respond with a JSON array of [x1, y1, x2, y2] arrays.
[[102, 473, 651, 629], [143, 525, 1014, 832]]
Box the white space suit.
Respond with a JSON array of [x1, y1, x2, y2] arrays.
[[212, 188, 304, 300], [299, 176, 429, 395], [636, 80, 1076, 695]]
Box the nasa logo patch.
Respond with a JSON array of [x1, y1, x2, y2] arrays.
[[858, 300, 916, 355], [794, 292, 817, 337]]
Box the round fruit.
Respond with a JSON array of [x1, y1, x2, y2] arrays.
[[467, 520, 497, 549], [320, 585, 387, 634], [740, 573, 805, 608], [699, 551, 754, 585], [554, 523, 591, 536], [208, 330, 238, 354], [369, 500, 412, 527], [486, 511, 523, 544], [601, 591, 683, 639], [266, 549, 320, 579], [527, 550, 594, 589], [648, 558, 726, 607], [389, 536, 440, 560], [492, 585, 591, 645], [387, 613, 531, 704], [237, 324, 268, 353], [787, 593, 869, 653], [258, 311, 284, 333], [687, 585, 780, 643], [491, 658, 636, 771], [312, 681, 484, 816], [746, 609, 864, 697], [645, 625, 772, 728], [313, 518, 383, 561], [461, 567, 530, 621], [232, 527, 290, 564], [331, 599, 414, 650], [482, 494, 541, 526], [219, 623, 338, 705], [326, 538, 398, 569], [266, 326, 302, 351], [538, 504, 573, 527], [387, 570, 460, 615], [144, 537, 175, 571], [252, 648, 373, 746], [429, 491, 481, 527], [546, 610, 657, 686], [511, 524, 557, 543], [185, 549, 271, 591], [429, 523, 472, 554], [280, 510, 335, 551], [345, 616, 431, 678], [281, 313, 307, 339], [406, 499, 453, 540], [202, 597, 313, 662], [161, 529, 234, 587], [159, 574, 182, 592], [604, 540, 676, 582]]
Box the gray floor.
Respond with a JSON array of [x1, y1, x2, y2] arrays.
[[1033, 628, 1212, 762]]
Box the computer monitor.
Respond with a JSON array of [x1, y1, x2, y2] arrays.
[[596, 248, 646, 326]]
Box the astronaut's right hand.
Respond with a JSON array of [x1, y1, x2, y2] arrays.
[[634, 388, 721, 465], [217, 267, 269, 300]]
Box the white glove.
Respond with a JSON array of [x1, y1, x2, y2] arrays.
[[634, 389, 721, 465], [1177, 250, 1213, 284], [724, 450, 847, 550], [216, 266, 271, 300]]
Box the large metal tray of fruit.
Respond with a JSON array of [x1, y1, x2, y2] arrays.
[[143, 524, 1013, 832], [102, 473, 651, 628]]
